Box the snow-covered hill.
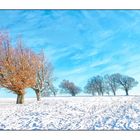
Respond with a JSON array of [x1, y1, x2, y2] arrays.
[[0, 96, 140, 130]]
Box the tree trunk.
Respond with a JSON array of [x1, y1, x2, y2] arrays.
[[106, 92, 109, 96], [92, 91, 95, 96], [35, 89, 41, 101], [101, 91, 103, 96], [53, 91, 56, 96], [97, 91, 100, 96], [71, 92, 75, 96], [16, 94, 24, 104], [113, 90, 116, 96], [125, 89, 129, 96]]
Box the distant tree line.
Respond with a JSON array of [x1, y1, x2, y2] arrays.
[[59, 74, 138, 96], [84, 73, 138, 96]]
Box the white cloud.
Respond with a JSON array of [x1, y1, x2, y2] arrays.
[[90, 58, 111, 68]]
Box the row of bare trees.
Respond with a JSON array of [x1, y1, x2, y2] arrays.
[[58, 74, 138, 96], [84, 73, 138, 96], [0, 32, 54, 104]]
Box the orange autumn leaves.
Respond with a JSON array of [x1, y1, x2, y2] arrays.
[[0, 32, 43, 102]]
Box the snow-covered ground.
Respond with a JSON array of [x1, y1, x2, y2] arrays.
[[0, 96, 140, 130]]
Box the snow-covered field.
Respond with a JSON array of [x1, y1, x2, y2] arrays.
[[0, 96, 140, 130]]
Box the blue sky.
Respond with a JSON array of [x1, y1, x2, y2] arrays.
[[0, 10, 140, 97]]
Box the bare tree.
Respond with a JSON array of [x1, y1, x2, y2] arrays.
[[59, 80, 81, 96], [0, 33, 39, 104], [115, 74, 138, 96], [85, 75, 105, 96], [104, 74, 120, 96], [31, 51, 54, 101], [41, 85, 58, 97], [84, 79, 96, 96]]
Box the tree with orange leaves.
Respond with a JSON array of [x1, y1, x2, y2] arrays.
[[0, 32, 40, 104]]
